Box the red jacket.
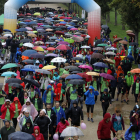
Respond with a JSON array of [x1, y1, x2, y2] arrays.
[[1, 103, 14, 120], [114, 56, 121, 67], [54, 83, 62, 101], [56, 120, 69, 133], [97, 113, 116, 139], [32, 126, 44, 140]]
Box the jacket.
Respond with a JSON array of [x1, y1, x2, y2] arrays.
[[127, 52, 134, 63], [110, 78, 117, 88], [112, 114, 125, 131], [31, 97, 43, 111], [124, 126, 140, 140], [116, 66, 124, 79], [100, 93, 112, 104], [1, 102, 14, 120], [52, 106, 66, 125], [84, 86, 99, 105], [32, 126, 44, 140], [132, 82, 140, 94], [10, 41, 19, 53], [0, 126, 15, 140], [54, 83, 62, 101], [42, 85, 55, 104], [130, 117, 140, 130], [130, 105, 140, 118], [46, 109, 56, 127], [125, 71, 134, 87], [22, 118, 34, 134], [97, 113, 116, 139], [52, 72, 60, 80], [56, 120, 69, 133], [114, 56, 121, 67], [39, 76, 51, 89]]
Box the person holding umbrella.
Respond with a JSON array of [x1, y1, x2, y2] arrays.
[[100, 78, 109, 95]]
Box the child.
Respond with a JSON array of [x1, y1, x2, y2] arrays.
[[56, 117, 69, 140], [32, 126, 44, 140], [113, 130, 124, 140]]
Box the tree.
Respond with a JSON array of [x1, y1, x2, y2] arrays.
[[110, 0, 140, 43], [0, 0, 6, 15]]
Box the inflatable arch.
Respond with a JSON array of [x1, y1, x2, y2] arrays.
[[4, 0, 101, 45]]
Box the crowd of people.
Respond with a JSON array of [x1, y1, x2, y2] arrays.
[[0, 4, 140, 140]]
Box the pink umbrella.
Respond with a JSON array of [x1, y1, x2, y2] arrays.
[[25, 27, 33, 31], [78, 65, 93, 70], [37, 23, 43, 25], [65, 17, 71, 19], [56, 45, 71, 51], [73, 35, 78, 37], [77, 36, 84, 41], [70, 28, 78, 31], [40, 46, 47, 49]]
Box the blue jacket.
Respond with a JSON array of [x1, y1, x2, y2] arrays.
[[125, 126, 140, 140], [128, 46, 132, 54], [52, 106, 66, 125], [127, 52, 134, 63], [42, 85, 55, 104], [84, 86, 99, 105], [52, 72, 60, 80]]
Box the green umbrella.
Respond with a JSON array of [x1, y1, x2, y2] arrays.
[[2, 63, 18, 69], [33, 31, 38, 33], [97, 43, 108, 47], [64, 38, 74, 44], [44, 25, 51, 28], [55, 28, 62, 31]]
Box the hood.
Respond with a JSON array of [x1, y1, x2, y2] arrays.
[[26, 118, 32, 126], [54, 72, 58, 76], [13, 97, 20, 102], [129, 52, 132, 55], [73, 100, 78, 105], [118, 66, 122, 71], [47, 85, 52, 90], [127, 71, 131, 75], [57, 83, 62, 88], [133, 105, 139, 110], [25, 97, 31, 104], [89, 86, 94, 91], [103, 113, 111, 121], [129, 46, 132, 49], [33, 126, 40, 133]]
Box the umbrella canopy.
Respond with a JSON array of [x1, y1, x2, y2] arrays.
[[24, 78, 40, 87], [105, 52, 116, 55], [113, 38, 122, 43], [97, 43, 108, 47], [129, 42, 139, 46], [69, 67, 82, 72], [35, 69, 51, 74], [68, 79, 85, 85], [1, 63, 18, 69], [72, 57, 83, 61], [23, 43, 34, 48], [29, 53, 45, 59], [103, 59, 115, 64], [42, 65, 56, 70], [77, 73, 92, 82], [47, 47, 56, 51], [106, 47, 117, 51], [20, 38, 32, 43], [71, 71, 82, 74], [64, 66, 78, 69], [78, 65, 93, 70], [33, 46, 44, 52], [61, 74, 70, 78], [86, 72, 100, 76], [21, 68, 35, 72], [51, 57, 66, 63], [119, 40, 128, 44], [91, 53, 105, 59], [8, 131, 35, 140], [22, 59, 34, 64], [93, 62, 108, 68], [81, 45, 90, 49], [9, 83, 23, 88], [126, 30, 133, 33], [65, 74, 82, 80], [56, 45, 71, 51], [57, 41, 70, 45], [45, 53, 58, 57], [22, 50, 37, 57], [127, 33, 135, 37], [1, 71, 17, 77], [100, 73, 115, 80], [64, 38, 74, 44], [93, 47, 103, 51], [130, 68, 140, 73], [6, 78, 22, 84]]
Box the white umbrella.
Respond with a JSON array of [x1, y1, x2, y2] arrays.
[[76, 54, 83, 58], [4, 34, 12, 37], [60, 127, 84, 137], [81, 45, 90, 49], [106, 47, 117, 51], [51, 57, 66, 63], [2, 42, 6, 46], [85, 35, 90, 38], [23, 43, 34, 48], [105, 51, 116, 55]]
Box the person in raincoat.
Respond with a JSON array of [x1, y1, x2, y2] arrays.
[[84, 86, 99, 122], [32, 126, 44, 140], [116, 66, 124, 80], [52, 72, 60, 81]]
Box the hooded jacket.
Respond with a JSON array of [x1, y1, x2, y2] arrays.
[[54, 83, 62, 101], [97, 113, 116, 139], [32, 126, 44, 140], [125, 71, 134, 87], [52, 72, 60, 80], [127, 52, 134, 63], [114, 55, 121, 67], [84, 86, 99, 105], [130, 115, 140, 130], [42, 85, 55, 104], [132, 79, 140, 95], [116, 66, 124, 79]]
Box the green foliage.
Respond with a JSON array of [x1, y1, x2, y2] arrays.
[[0, 0, 5, 15]]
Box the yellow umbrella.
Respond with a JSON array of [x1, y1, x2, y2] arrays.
[[120, 56, 125, 60], [28, 34, 37, 37], [103, 59, 115, 64], [34, 12, 41, 16], [86, 72, 100, 76], [33, 46, 44, 52], [42, 65, 56, 70], [59, 19, 64, 21]]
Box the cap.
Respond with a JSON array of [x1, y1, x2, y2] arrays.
[[104, 89, 108, 92]]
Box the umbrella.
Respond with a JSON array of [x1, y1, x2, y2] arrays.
[[9, 83, 23, 88], [86, 72, 100, 76], [93, 47, 103, 51], [56, 45, 71, 51], [42, 65, 56, 70], [64, 66, 78, 69], [51, 57, 66, 63], [129, 42, 139, 46], [69, 67, 82, 72], [35, 69, 51, 74], [106, 47, 117, 51], [95, 39, 102, 47], [113, 38, 122, 43], [65, 74, 82, 80], [74, 63, 84, 66], [68, 79, 85, 85], [93, 62, 108, 68], [1, 72, 17, 77], [40, 46, 47, 49], [8, 131, 35, 140], [74, 32, 82, 35], [119, 40, 128, 44], [34, 41, 44, 45], [57, 41, 70, 45], [47, 47, 56, 51], [55, 31, 64, 35], [76, 54, 83, 58], [127, 33, 135, 37], [24, 78, 40, 87], [45, 53, 58, 57], [22, 50, 37, 56], [105, 52, 116, 55], [101, 25, 109, 29], [21, 68, 35, 72], [20, 38, 32, 43], [6, 78, 22, 84], [29, 53, 45, 59], [126, 30, 133, 33], [34, 12, 41, 16], [130, 68, 140, 73], [78, 65, 93, 70], [33, 46, 44, 52], [103, 59, 115, 64], [1, 63, 18, 69], [72, 57, 83, 61], [97, 43, 108, 47], [71, 71, 81, 74], [61, 74, 70, 78], [71, 36, 81, 42], [100, 73, 115, 80], [77, 73, 92, 82], [81, 46, 90, 49], [46, 29, 53, 32], [91, 53, 105, 59], [23, 43, 34, 48], [22, 59, 34, 64], [64, 38, 74, 44], [28, 34, 37, 38], [50, 36, 58, 40]]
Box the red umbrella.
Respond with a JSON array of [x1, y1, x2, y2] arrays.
[[56, 45, 71, 51], [55, 31, 64, 35], [127, 33, 135, 37], [59, 23, 66, 26], [55, 24, 60, 26], [18, 14, 25, 16], [59, 16, 65, 19], [77, 73, 92, 82], [81, 34, 87, 37], [26, 13, 32, 16], [113, 38, 122, 43], [24, 20, 31, 22], [47, 47, 56, 51], [84, 22, 88, 25]]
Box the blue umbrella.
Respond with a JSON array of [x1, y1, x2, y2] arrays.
[[3, 29, 11, 32], [21, 68, 35, 72], [22, 50, 37, 56], [65, 74, 82, 80], [1, 71, 17, 77], [93, 62, 108, 68], [27, 21, 37, 25], [67, 26, 75, 29], [24, 65, 39, 70], [60, 21, 66, 24], [18, 28, 27, 32], [69, 22, 76, 25]]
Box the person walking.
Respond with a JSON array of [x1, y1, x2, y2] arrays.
[[84, 86, 99, 122], [97, 113, 116, 140], [130, 113, 140, 129], [32, 126, 44, 140]]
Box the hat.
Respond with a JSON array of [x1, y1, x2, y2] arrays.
[[36, 60, 40, 63], [5, 99, 10, 102], [104, 89, 108, 92], [39, 64, 43, 68], [42, 109, 46, 114]]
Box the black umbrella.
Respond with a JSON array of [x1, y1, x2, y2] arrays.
[[8, 131, 35, 140], [72, 57, 83, 61], [69, 67, 82, 72], [71, 71, 82, 74], [24, 78, 40, 87], [95, 39, 103, 47], [101, 25, 109, 29], [6, 78, 22, 84], [9, 83, 23, 88], [20, 38, 32, 43], [129, 42, 139, 46], [22, 59, 34, 64], [35, 69, 51, 74], [16, 32, 25, 36], [52, 17, 59, 20], [64, 66, 78, 69], [68, 79, 85, 85], [29, 53, 45, 59]]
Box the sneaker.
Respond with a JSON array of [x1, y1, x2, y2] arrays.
[[111, 99, 115, 102], [91, 118, 94, 123], [116, 98, 118, 101], [88, 118, 90, 121]]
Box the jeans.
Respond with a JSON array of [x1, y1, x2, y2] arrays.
[[10, 53, 16, 63], [70, 99, 78, 109], [77, 96, 84, 109], [102, 102, 109, 117]]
